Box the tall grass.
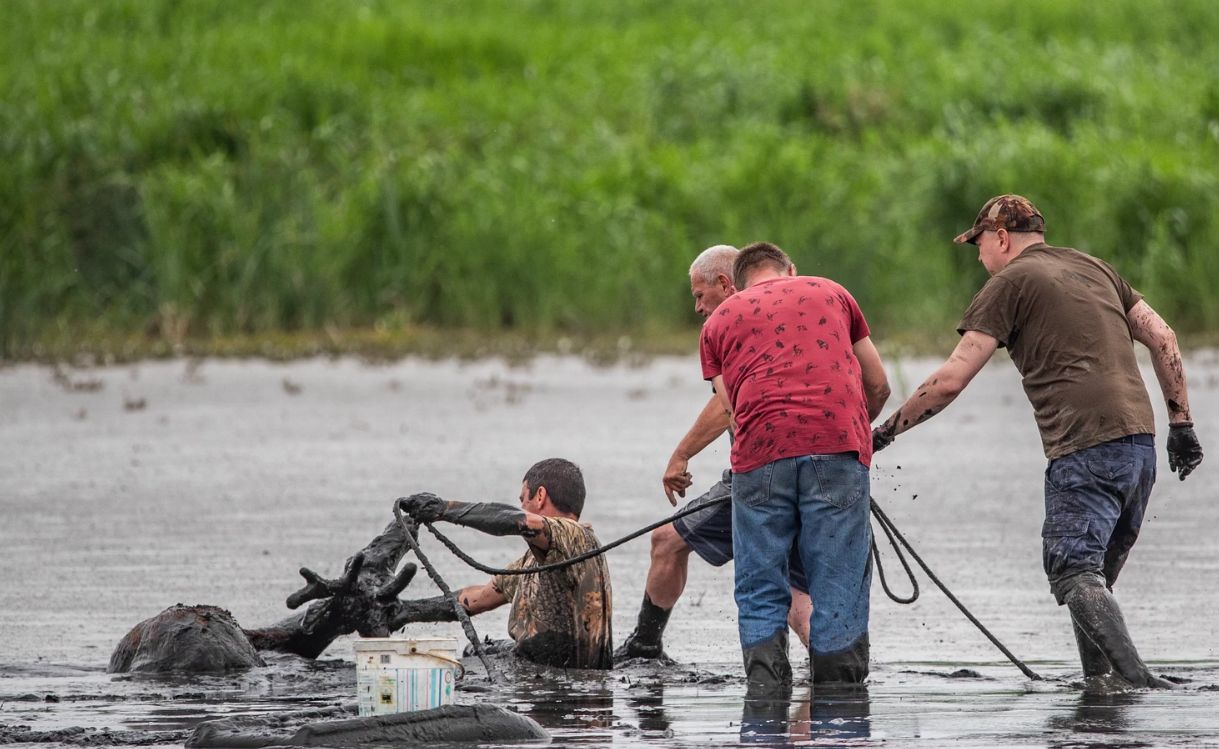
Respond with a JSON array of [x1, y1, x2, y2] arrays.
[[3, 0, 1218, 357]]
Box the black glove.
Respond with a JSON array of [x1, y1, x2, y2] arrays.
[[391, 595, 459, 629], [397, 492, 447, 523], [872, 425, 895, 454], [1167, 422, 1203, 481]]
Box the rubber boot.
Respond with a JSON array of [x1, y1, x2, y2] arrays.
[[1064, 577, 1174, 689], [811, 632, 870, 685], [613, 594, 672, 661], [742, 630, 793, 699], [1072, 620, 1112, 678]]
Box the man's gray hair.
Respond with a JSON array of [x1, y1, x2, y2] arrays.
[[689, 244, 739, 284]]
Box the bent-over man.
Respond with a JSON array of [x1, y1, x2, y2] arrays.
[[700, 242, 890, 694], [397, 458, 613, 670], [617, 244, 812, 661], [872, 194, 1203, 688]]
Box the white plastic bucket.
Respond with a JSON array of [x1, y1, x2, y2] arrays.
[[354, 637, 462, 715]]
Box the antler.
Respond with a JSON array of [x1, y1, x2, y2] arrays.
[[376, 563, 418, 601], [285, 552, 366, 609]]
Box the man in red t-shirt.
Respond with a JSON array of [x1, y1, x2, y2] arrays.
[[700, 242, 890, 694]]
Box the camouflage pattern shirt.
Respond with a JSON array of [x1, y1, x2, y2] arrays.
[[492, 516, 612, 670]]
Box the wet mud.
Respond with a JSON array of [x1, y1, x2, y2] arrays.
[[3, 354, 1219, 747]]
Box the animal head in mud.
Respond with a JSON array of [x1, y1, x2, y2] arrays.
[[109, 604, 265, 674]]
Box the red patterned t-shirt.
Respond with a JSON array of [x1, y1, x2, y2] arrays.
[[700, 276, 873, 472]]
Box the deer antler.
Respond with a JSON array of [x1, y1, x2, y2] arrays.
[[285, 552, 367, 609], [376, 563, 418, 601]]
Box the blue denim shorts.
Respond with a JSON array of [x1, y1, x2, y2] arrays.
[[1043, 434, 1156, 603], [672, 470, 809, 593]]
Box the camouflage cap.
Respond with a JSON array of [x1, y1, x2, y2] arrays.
[[953, 194, 1046, 245]]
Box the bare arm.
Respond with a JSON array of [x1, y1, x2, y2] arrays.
[[456, 581, 509, 615], [852, 335, 891, 422], [874, 331, 998, 444], [662, 394, 731, 505], [711, 375, 733, 426], [1127, 300, 1191, 423]]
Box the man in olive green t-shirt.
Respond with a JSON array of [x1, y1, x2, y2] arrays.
[[871, 194, 1203, 689]]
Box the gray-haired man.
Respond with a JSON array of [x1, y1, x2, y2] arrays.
[[616, 245, 812, 661]]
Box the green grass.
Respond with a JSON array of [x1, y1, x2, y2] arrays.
[[3, 0, 1218, 359]]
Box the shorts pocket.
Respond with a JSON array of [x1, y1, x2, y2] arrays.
[[1046, 458, 1087, 493], [1085, 456, 1134, 482], [1042, 513, 1089, 538], [1042, 513, 1095, 580]]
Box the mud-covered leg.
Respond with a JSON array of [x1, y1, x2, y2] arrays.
[[1061, 573, 1173, 689]]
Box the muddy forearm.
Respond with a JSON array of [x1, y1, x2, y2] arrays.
[[1128, 300, 1191, 423], [876, 331, 996, 443], [390, 596, 460, 630], [877, 380, 959, 441], [443, 501, 533, 537], [1149, 338, 1192, 423]]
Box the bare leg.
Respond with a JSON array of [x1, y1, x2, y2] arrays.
[[787, 588, 812, 649], [615, 524, 693, 660], [645, 523, 695, 608]]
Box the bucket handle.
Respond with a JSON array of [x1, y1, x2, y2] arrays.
[[422, 650, 466, 680]]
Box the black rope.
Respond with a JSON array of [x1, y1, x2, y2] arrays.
[[420, 494, 739, 576], [867, 500, 1043, 681], [419, 495, 919, 609], [869, 501, 919, 604], [392, 503, 500, 683], [394, 493, 1043, 681]]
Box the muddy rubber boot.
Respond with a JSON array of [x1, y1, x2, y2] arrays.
[[1065, 579, 1174, 689], [811, 632, 870, 685], [1072, 620, 1112, 678], [613, 594, 673, 661], [742, 630, 793, 699]]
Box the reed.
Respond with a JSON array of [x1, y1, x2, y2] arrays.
[[3, 0, 1217, 357]]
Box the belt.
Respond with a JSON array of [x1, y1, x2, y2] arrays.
[[1108, 433, 1154, 446]]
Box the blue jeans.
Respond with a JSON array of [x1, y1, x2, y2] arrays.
[[1043, 434, 1156, 604], [672, 469, 809, 592], [732, 454, 872, 654]]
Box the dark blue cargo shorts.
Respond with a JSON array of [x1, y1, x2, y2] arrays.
[[1042, 434, 1156, 604]]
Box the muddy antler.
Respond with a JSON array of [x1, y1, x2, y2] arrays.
[[376, 563, 418, 601], [286, 552, 366, 609]]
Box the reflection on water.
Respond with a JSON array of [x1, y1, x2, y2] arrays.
[[1045, 689, 1151, 749], [740, 686, 871, 747], [625, 680, 672, 737]]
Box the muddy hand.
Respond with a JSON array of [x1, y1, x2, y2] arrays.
[[397, 492, 446, 523], [1167, 422, 1203, 480]]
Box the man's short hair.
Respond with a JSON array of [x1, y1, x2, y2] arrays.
[[733, 242, 793, 290], [689, 245, 738, 285], [523, 458, 586, 517]]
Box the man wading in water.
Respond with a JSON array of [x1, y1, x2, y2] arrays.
[[700, 243, 890, 694], [617, 244, 813, 661], [396, 458, 612, 670], [872, 194, 1204, 688]]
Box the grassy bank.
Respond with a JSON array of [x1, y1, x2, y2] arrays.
[[3, 0, 1218, 359]]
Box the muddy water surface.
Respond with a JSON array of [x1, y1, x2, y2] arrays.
[[3, 354, 1219, 747]]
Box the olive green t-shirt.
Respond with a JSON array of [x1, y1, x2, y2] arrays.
[[957, 243, 1155, 460], [492, 517, 612, 670]]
